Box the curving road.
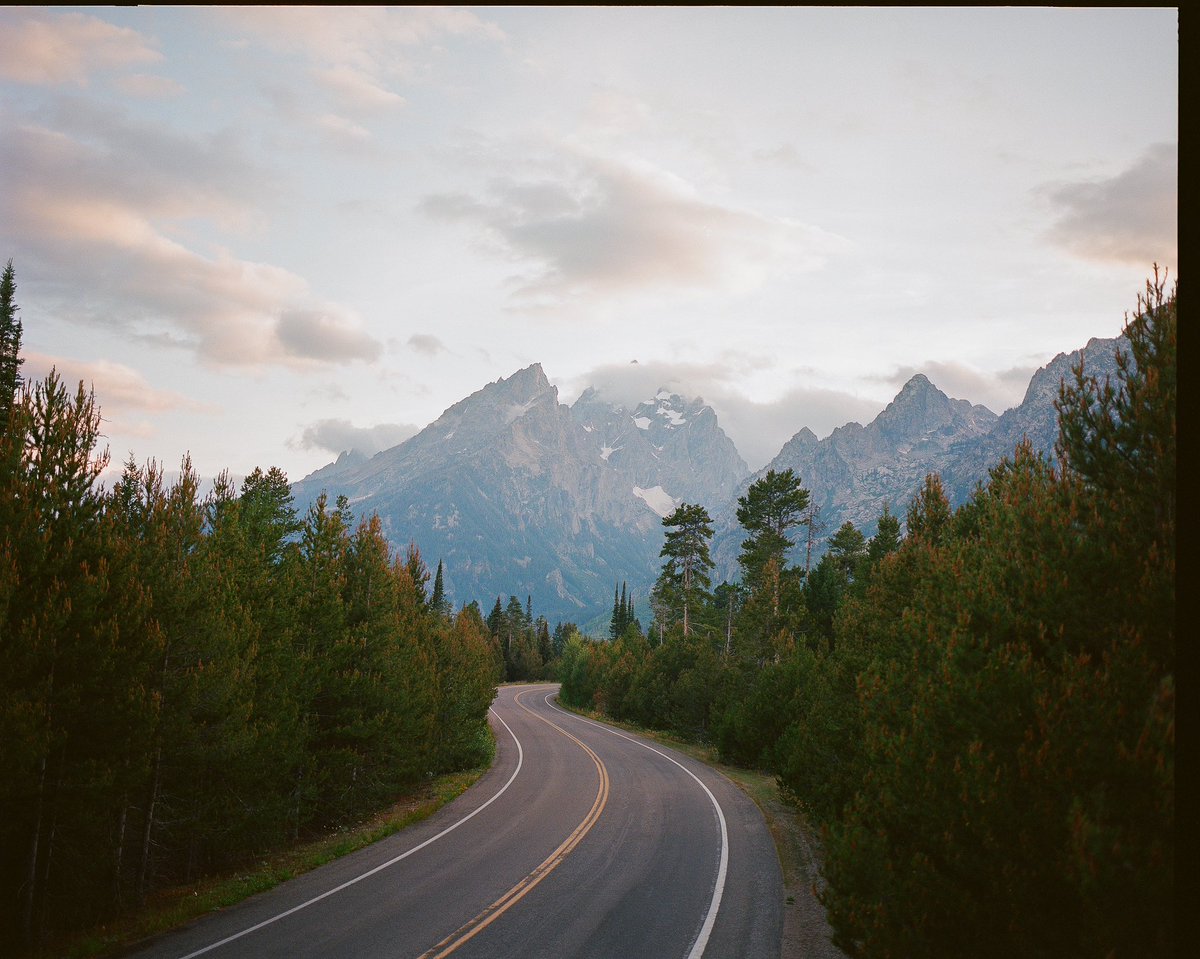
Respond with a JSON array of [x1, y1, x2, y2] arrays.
[[126, 684, 783, 959]]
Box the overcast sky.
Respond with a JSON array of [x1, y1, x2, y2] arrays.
[[0, 6, 1177, 478]]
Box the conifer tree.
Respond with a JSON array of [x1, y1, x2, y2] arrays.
[[906, 473, 952, 546], [0, 259, 23, 436], [430, 559, 451, 618], [653, 503, 715, 637], [736, 468, 810, 615]]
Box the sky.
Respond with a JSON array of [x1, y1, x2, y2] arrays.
[[0, 6, 1178, 479]]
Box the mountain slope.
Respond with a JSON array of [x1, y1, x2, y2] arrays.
[[293, 335, 1123, 626], [291, 365, 746, 622], [710, 373, 999, 578]]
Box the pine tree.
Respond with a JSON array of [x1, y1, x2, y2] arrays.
[[906, 473, 952, 546], [0, 259, 24, 437], [736, 468, 810, 615], [430, 559, 451, 618], [653, 503, 715, 637], [867, 502, 901, 564]]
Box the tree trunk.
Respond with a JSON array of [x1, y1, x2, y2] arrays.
[[137, 744, 162, 905], [21, 754, 47, 948]]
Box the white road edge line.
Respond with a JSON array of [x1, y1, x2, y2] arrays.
[[544, 692, 729, 959], [174, 705, 525, 959]]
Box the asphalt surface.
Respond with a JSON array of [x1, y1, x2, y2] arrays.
[[125, 684, 783, 959]]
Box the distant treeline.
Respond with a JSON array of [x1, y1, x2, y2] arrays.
[[560, 274, 1175, 957], [0, 262, 498, 951]]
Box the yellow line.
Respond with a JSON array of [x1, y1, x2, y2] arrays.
[[414, 688, 610, 959]]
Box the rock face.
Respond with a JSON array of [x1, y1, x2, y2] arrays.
[[938, 336, 1125, 504], [709, 374, 999, 578], [570, 387, 747, 513], [710, 336, 1124, 580], [290, 365, 746, 623], [292, 335, 1123, 625]]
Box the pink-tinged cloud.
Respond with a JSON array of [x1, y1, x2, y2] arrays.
[[22, 352, 215, 416], [407, 334, 447, 356], [215, 7, 503, 113], [1, 118, 382, 370], [114, 73, 186, 99], [0, 9, 161, 86], [1043, 142, 1177, 269], [420, 153, 849, 302]]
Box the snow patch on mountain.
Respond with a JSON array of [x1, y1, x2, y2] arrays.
[[657, 406, 686, 426], [633, 485, 676, 518], [633, 416, 651, 430], [505, 397, 540, 423]]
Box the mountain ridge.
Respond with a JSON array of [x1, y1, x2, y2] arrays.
[[293, 336, 1122, 625]]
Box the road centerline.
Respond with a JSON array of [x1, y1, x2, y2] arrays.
[[414, 687, 611, 959], [544, 692, 730, 959], [171, 705, 525, 959]]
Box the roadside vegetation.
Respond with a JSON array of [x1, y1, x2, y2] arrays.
[[1, 261, 1173, 958], [0, 261, 499, 955], [558, 272, 1175, 958]]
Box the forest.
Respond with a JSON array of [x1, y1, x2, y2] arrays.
[[1, 263, 1174, 958], [0, 262, 499, 951], [558, 273, 1175, 957]]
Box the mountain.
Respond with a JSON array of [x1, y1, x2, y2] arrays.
[[939, 335, 1125, 504], [709, 373, 999, 578], [570, 387, 748, 513], [710, 335, 1124, 580], [290, 365, 746, 624], [292, 335, 1123, 629]]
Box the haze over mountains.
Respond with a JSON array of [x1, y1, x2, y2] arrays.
[[292, 335, 1123, 625]]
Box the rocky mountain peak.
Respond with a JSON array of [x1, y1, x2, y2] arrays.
[[498, 362, 552, 398]]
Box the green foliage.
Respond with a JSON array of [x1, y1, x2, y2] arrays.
[[0, 258, 23, 433], [0, 263, 499, 948], [736, 468, 810, 605], [804, 277, 1176, 957], [652, 502, 715, 638], [572, 274, 1174, 959]]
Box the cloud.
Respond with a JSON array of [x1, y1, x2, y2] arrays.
[[407, 334, 447, 356], [22, 352, 216, 443], [419, 153, 848, 302], [315, 112, 373, 143], [114, 73, 186, 99], [294, 418, 420, 457], [562, 358, 884, 470], [751, 143, 814, 171], [215, 7, 503, 113], [875, 360, 1037, 415], [0, 9, 162, 86], [276, 311, 382, 363], [1043, 142, 1177, 268], [317, 65, 407, 112], [0, 108, 382, 369]]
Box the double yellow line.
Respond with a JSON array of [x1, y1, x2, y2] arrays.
[[415, 688, 610, 959]]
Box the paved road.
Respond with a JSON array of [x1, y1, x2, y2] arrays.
[[126, 684, 782, 959]]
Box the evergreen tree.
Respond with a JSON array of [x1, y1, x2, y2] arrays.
[[609, 581, 634, 639], [826, 521, 867, 578], [736, 468, 810, 616], [906, 473, 952, 546], [652, 503, 715, 637], [0, 259, 23, 435], [867, 502, 901, 564], [430, 559, 451, 618]]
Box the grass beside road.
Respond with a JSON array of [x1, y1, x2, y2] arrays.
[[46, 765, 490, 959]]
